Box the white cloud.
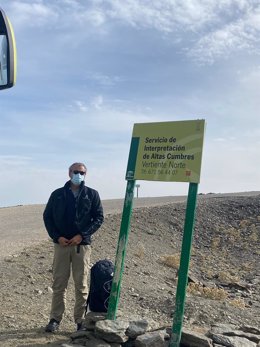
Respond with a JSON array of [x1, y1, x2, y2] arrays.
[[1, 0, 260, 207], [5, 0, 260, 64], [0, 155, 33, 167], [91, 95, 104, 110], [105, 1, 260, 64], [74, 100, 88, 112], [75, 9, 106, 27], [86, 72, 124, 86], [189, 8, 260, 64], [9, 1, 58, 28], [200, 136, 260, 194], [0, 98, 153, 163], [102, 0, 216, 32], [238, 64, 260, 86], [80, 99, 153, 132]]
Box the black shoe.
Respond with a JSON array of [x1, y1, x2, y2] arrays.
[[45, 318, 60, 332]]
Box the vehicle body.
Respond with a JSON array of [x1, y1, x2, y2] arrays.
[[0, 8, 16, 90]]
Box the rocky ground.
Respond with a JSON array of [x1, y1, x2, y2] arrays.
[[0, 194, 260, 346]]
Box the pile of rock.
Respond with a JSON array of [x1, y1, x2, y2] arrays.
[[207, 323, 260, 347], [61, 313, 260, 347], [62, 312, 168, 347]]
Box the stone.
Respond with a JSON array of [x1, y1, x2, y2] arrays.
[[122, 339, 136, 347], [71, 329, 118, 347], [135, 330, 166, 347], [226, 330, 260, 344], [84, 312, 107, 331], [145, 318, 164, 331], [71, 330, 93, 341], [84, 337, 112, 347], [210, 323, 238, 335], [95, 319, 129, 343], [126, 319, 149, 338], [211, 333, 257, 347], [209, 324, 260, 344], [240, 326, 260, 335], [84, 319, 96, 331], [181, 328, 213, 347], [85, 311, 107, 322]]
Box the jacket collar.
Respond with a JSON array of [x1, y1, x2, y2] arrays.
[[64, 180, 85, 192]]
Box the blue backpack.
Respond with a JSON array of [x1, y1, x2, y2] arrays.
[[87, 259, 114, 312]]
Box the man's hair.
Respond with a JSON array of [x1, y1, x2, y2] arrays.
[[69, 162, 87, 172]]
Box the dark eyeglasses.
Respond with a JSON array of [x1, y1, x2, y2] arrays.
[[73, 170, 86, 175]]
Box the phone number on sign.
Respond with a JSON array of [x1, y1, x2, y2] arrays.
[[141, 168, 178, 175]]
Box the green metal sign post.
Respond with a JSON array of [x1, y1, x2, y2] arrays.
[[107, 135, 139, 320], [106, 120, 205, 345], [106, 179, 135, 320], [170, 182, 198, 347]]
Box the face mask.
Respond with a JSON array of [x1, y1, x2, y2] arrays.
[[71, 173, 85, 186]]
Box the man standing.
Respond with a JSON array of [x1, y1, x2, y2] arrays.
[[43, 162, 104, 332]]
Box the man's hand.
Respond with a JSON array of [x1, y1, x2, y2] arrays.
[[58, 237, 69, 247], [68, 234, 83, 246]]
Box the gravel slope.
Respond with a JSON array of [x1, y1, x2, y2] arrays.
[[0, 192, 259, 347], [0, 192, 258, 259]]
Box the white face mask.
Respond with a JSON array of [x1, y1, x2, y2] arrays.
[[71, 173, 85, 186]]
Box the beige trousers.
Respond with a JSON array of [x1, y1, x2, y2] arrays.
[[50, 243, 91, 323]]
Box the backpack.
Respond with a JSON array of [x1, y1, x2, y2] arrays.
[[86, 259, 114, 312]]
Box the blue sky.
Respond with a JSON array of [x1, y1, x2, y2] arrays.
[[1, 0, 260, 207]]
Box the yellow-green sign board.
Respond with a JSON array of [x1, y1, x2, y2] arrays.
[[126, 119, 205, 183]]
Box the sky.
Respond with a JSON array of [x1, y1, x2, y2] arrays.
[[1, 0, 260, 207]]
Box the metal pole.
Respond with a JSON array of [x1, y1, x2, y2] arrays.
[[135, 184, 140, 198], [106, 179, 136, 320], [170, 182, 198, 347]]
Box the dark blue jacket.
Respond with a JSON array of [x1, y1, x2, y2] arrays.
[[43, 181, 104, 244]]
